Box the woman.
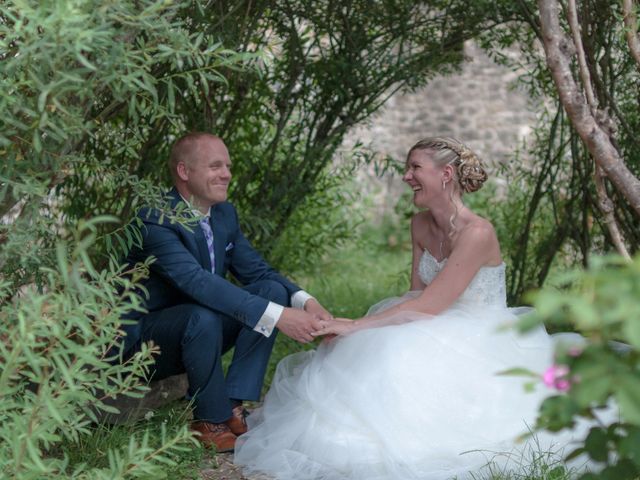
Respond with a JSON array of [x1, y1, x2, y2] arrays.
[[234, 137, 585, 480]]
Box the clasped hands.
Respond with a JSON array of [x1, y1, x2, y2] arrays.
[[277, 298, 356, 344]]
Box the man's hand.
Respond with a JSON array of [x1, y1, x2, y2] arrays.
[[303, 298, 333, 322], [277, 307, 325, 344]]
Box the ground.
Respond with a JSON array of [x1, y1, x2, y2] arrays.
[[198, 452, 271, 480]]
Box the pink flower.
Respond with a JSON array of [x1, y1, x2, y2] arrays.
[[542, 364, 571, 392]]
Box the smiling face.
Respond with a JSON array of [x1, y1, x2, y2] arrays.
[[175, 135, 232, 213], [402, 149, 445, 208]]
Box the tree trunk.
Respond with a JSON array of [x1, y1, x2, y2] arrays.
[[537, 0, 640, 218]]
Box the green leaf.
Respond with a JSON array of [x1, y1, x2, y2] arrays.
[[622, 320, 640, 350], [584, 427, 609, 462], [496, 367, 539, 378], [32, 130, 42, 153], [537, 396, 578, 431], [565, 446, 587, 462], [568, 299, 599, 329], [619, 428, 640, 465], [616, 376, 640, 424], [598, 459, 639, 480], [37, 88, 49, 112], [572, 375, 611, 408], [166, 78, 175, 112]]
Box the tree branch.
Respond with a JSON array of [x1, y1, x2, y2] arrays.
[[566, 0, 630, 258], [566, 0, 596, 107], [594, 165, 631, 258], [622, 0, 640, 70], [537, 0, 640, 219]]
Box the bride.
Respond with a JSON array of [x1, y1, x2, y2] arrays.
[[234, 137, 586, 480]]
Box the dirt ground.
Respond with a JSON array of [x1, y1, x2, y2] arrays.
[[198, 452, 273, 480]]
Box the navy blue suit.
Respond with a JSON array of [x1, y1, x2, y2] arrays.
[[121, 188, 301, 422]]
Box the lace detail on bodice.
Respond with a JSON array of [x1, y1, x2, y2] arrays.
[[418, 250, 507, 307]]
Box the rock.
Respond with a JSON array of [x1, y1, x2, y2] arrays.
[[97, 373, 189, 424]]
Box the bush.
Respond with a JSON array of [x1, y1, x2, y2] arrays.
[[0, 218, 196, 478], [521, 255, 640, 479], [0, 0, 237, 476]]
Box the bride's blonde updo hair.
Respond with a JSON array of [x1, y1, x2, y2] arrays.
[[407, 137, 488, 194]]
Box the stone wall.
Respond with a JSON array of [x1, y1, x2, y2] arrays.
[[341, 41, 537, 217]]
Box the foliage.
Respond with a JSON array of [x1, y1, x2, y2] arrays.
[[0, 0, 241, 477], [58, 402, 204, 479], [520, 254, 640, 480], [268, 146, 367, 273], [0, 0, 246, 283], [463, 123, 592, 305], [11, 0, 639, 476], [9, 0, 516, 274], [0, 218, 196, 478], [468, 436, 576, 480], [476, 0, 640, 302]]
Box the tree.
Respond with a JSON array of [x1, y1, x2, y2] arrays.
[[44, 0, 517, 273], [538, 0, 640, 257], [476, 0, 640, 302]]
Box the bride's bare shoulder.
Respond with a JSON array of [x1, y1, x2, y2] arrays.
[[456, 216, 501, 263], [459, 217, 496, 242], [466, 215, 496, 235]]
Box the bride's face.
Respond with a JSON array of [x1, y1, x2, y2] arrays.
[[403, 150, 444, 208]]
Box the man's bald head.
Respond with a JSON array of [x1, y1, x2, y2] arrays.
[[169, 132, 223, 180]]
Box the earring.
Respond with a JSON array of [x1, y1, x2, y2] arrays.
[[442, 180, 446, 190]]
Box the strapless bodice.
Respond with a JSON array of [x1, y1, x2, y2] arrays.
[[418, 249, 507, 307]]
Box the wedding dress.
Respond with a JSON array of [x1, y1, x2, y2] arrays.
[[234, 250, 593, 480]]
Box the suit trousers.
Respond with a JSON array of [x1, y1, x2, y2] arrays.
[[139, 279, 287, 423]]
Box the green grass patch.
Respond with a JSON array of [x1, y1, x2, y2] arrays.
[[57, 401, 205, 479]]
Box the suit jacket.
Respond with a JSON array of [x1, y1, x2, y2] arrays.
[[120, 187, 301, 353]]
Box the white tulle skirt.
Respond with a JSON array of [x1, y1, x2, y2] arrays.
[[234, 295, 594, 480]]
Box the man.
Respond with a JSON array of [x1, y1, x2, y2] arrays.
[[120, 132, 332, 452]]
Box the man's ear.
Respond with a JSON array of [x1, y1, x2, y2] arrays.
[[176, 161, 189, 182]]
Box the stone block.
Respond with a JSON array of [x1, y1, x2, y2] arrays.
[[97, 373, 189, 425]]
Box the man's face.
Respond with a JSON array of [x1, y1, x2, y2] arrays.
[[180, 137, 232, 210]]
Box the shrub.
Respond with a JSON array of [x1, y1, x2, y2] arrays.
[[521, 255, 640, 479], [0, 218, 196, 478]]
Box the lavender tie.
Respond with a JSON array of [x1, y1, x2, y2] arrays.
[[199, 217, 215, 273]]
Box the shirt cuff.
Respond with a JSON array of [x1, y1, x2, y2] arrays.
[[253, 302, 284, 337], [291, 290, 314, 310]]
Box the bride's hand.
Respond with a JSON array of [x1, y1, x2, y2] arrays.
[[311, 318, 357, 338]]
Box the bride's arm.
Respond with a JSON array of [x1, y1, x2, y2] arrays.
[[409, 214, 428, 290], [314, 222, 500, 337]]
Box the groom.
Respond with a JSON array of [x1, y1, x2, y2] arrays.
[[120, 132, 332, 452]]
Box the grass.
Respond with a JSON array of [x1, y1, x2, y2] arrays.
[[57, 400, 205, 479], [295, 233, 411, 318], [464, 433, 578, 480]]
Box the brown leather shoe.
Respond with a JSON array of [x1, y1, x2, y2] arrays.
[[190, 421, 236, 452], [225, 405, 250, 436]]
